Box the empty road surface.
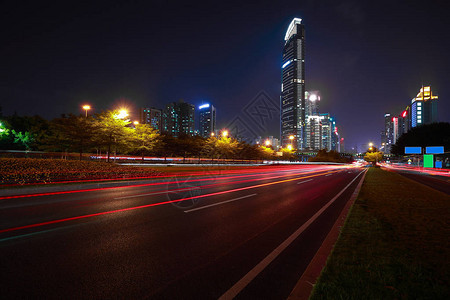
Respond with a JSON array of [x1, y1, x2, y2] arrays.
[[0, 164, 365, 299]]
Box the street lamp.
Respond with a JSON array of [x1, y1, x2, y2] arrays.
[[222, 130, 228, 137], [82, 105, 91, 117], [117, 109, 129, 119], [289, 135, 294, 140], [133, 121, 139, 125], [369, 142, 373, 147], [287, 144, 293, 151], [211, 132, 215, 137], [265, 140, 271, 146]]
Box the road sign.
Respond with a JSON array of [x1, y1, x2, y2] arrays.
[[405, 147, 421, 154], [423, 154, 433, 168], [425, 146, 444, 154]]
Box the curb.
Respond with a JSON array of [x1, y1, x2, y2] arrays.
[[287, 169, 368, 300]]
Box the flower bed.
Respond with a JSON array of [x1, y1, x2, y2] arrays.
[[0, 158, 161, 185]]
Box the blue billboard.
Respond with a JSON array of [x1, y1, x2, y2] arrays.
[[404, 147, 421, 154], [425, 146, 444, 154]]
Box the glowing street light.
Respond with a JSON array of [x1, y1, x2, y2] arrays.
[[82, 105, 91, 117], [133, 121, 139, 125], [117, 109, 129, 119], [265, 140, 271, 146], [289, 135, 294, 140], [369, 142, 373, 147], [222, 130, 228, 137], [211, 132, 215, 137], [287, 144, 293, 151]]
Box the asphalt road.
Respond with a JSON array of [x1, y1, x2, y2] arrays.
[[383, 166, 450, 195], [0, 165, 364, 299]]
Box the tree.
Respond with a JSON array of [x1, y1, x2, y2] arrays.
[[130, 124, 159, 161], [308, 149, 352, 163], [93, 110, 132, 162], [280, 147, 295, 160], [236, 142, 261, 161], [260, 146, 276, 160], [42, 114, 95, 159], [364, 151, 383, 166], [214, 136, 239, 159], [391, 122, 450, 155], [0, 114, 49, 151]]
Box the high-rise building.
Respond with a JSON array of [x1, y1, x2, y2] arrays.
[[382, 113, 393, 153], [198, 103, 216, 138], [305, 115, 322, 150], [411, 86, 438, 128], [320, 113, 332, 151], [139, 107, 162, 132], [162, 100, 195, 137], [281, 18, 305, 150], [305, 91, 320, 118], [304, 90, 322, 150]]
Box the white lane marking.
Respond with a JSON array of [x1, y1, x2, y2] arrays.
[[325, 174, 332, 176], [297, 179, 313, 185], [218, 170, 365, 300], [184, 194, 257, 213], [114, 188, 199, 200]]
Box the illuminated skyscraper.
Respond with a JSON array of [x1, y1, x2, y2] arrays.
[[410, 86, 438, 128], [305, 91, 321, 150], [139, 107, 162, 132], [281, 18, 305, 150], [198, 103, 216, 138], [162, 100, 195, 137], [320, 113, 332, 151]]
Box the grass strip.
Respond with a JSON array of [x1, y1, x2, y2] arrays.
[[310, 167, 450, 299]]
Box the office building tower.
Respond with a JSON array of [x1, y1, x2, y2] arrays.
[[382, 113, 394, 153], [411, 86, 438, 128], [281, 18, 305, 150], [139, 107, 162, 132], [304, 90, 322, 150], [305, 115, 322, 150], [320, 113, 332, 151], [198, 103, 216, 138], [305, 91, 320, 118], [162, 100, 195, 137]]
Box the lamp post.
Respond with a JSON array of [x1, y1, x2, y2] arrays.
[[82, 105, 91, 117]]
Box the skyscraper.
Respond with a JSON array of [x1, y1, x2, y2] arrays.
[[198, 103, 216, 138], [305, 90, 321, 150], [162, 100, 195, 137], [281, 18, 305, 150], [382, 113, 393, 153], [139, 107, 162, 132], [410, 86, 438, 128], [320, 113, 332, 151]]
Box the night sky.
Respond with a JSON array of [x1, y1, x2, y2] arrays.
[[1, 0, 449, 151]]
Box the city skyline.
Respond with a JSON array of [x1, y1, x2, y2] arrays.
[[1, 1, 449, 149]]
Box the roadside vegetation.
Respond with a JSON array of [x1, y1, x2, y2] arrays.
[[0, 110, 295, 162], [310, 167, 449, 299], [0, 158, 161, 185], [308, 149, 353, 163]]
